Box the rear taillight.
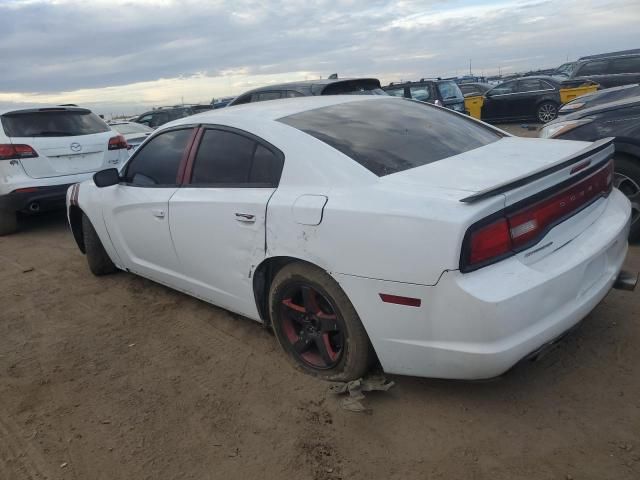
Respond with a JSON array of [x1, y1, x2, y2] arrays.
[[0, 144, 38, 161], [461, 160, 613, 272], [108, 135, 128, 150]]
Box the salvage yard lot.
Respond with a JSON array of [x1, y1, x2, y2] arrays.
[[1, 125, 639, 480]]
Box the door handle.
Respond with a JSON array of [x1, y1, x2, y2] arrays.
[[152, 208, 165, 218], [235, 213, 255, 223]]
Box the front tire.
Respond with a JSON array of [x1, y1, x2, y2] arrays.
[[82, 214, 117, 276], [0, 210, 17, 236], [614, 154, 640, 241], [537, 101, 558, 123], [269, 263, 372, 382]]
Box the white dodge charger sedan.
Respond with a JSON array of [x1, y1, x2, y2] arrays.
[[67, 96, 635, 381]]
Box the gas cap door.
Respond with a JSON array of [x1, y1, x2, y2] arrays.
[[292, 195, 328, 226]]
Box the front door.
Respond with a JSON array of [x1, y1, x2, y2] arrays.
[[102, 127, 195, 285], [482, 80, 518, 121], [169, 127, 284, 318]]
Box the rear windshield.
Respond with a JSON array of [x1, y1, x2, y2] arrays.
[[1, 109, 110, 137], [437, 81, 464, 101], [279, 98, 502, 176], [321, 80, 385, 96]]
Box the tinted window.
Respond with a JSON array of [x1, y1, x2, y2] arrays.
[[1, 109, 110, 137], [254, 91, 282, 102], [610, 56, 640, 74], [436, 81, 463, 100], [518, 79, 544, 92], [285, 90, 305, 98], [385, 88, 406, 97], [124, 128, 193, 186], [191, 129, 283, 187], [409, 86, 431, 101], [577, 60, 609, 76], [321, 79, 382, 95], [231, 94, 252, 106], [279, 99, 501, 177], [490, 81, 517, 95]]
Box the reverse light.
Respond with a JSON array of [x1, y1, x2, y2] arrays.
[[108, 134, 128, 150], [461, 160, 613, 272], [0, 144, 38, 161]]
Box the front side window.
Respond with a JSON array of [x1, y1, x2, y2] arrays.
[[190, 129, 283, 187], [1, 109, 110, 137], [436, 81, 463, 100], [124, 128, 193, 186], [489, 80, 517, 95], [279, 98, 502, 177], [576, 60, 609, 76], [518, 79, 544, 92], [409, 86, 431, 102], [385, 87, 407, 98]]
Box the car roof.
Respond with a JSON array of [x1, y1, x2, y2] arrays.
[[236, 78, 380, 95], [159, 95, 395, 129], [0, 105, 91, 116]]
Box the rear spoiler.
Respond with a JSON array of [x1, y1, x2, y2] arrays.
[[459, 137, 615, 204]]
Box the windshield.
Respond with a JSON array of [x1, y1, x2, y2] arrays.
[[111, 123, 153, 135], [1, 109, 110, 137], [437, 81, 463, 101], [554, 62, 576, 77], [279, 98, 502, 177]]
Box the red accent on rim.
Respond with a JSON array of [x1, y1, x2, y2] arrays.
[[379, 293, 422, 307]]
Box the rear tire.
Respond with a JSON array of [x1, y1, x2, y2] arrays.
[[269, 263, 372, 382], [82, 214, 117, 275], [537, 101, 558, 123], [0, 210, 17, 236], [614, 154, 640, 242]]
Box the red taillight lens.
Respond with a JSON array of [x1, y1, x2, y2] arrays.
[[468, 218, 512, 265], [108, 135, 128, 150], [462, 160, 613, 272], [0, 144, 38, 160]]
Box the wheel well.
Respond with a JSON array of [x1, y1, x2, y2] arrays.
[[68, 205, 86, 253], [252, 256, 324, 326]]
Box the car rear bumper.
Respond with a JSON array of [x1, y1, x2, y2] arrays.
[[335, 189, 632, 379], [0, 183, 75, 213]]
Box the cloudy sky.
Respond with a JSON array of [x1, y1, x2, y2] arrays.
[[0, 0, 638, 115]]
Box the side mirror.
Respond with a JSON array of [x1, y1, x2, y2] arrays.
[[93, 168, 120, 188]]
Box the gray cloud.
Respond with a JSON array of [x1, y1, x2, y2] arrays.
[[0, 0, 638, 96]]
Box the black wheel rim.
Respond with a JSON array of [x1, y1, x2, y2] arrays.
[[278, 283, 344, 370], [614, 172, 640, 227]]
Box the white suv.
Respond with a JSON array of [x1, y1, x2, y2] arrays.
[[0, 106, 129, 235]]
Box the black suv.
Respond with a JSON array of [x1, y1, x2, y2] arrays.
[[555, 51, 640, 89], [383, 79, 465, 113], [227, 78, 386, 106]]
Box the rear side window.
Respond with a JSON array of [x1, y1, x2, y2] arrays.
[[190, 129, 283, 187], [279, 99, 502, 177], [124, 128, 193, 186], [385, 87, 406, 97], [1, 109, 110, 137], [610, 56, 640, 74], [518, 79, 545, 92]]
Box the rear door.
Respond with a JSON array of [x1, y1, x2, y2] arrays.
[[482, 80, 518, 120], [1, 108, 123, 178], [169, 126, 284, 317], [101, 126, 196, 285]]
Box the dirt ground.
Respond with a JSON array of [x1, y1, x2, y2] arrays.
[[2, 124, 639, 479]]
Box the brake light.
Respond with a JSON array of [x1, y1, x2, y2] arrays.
[[461, 160, 613, 272], [0, 144, 38, 161], [108, 135, 128, 150]]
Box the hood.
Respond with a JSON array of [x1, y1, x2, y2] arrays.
[[381, 137, 589, 195]]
